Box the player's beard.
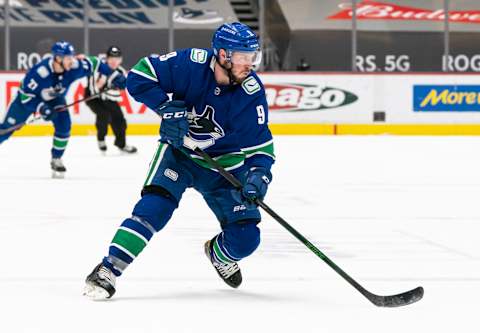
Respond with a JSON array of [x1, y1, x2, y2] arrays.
[[218, 60, 251, 85], [231, 67, 251, 84]]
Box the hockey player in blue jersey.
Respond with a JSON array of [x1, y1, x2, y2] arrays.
[[84, 22, 275, 299], [0, 41, 126, 178]]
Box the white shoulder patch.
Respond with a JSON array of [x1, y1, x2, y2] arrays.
[[71, 59, 80, 69], [190, 48, 208, 64], [36, 66, 49, 79], [241, 76, 261, 95]]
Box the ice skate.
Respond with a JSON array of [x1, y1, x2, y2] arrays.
[[204, 240, 242, 288], [118, 145, 138, 154], [84, 263, 116, 300], [98, 140, 107, 154], [50, 158, 66, 179]]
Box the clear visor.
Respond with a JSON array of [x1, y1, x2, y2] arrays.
[[60, 55, 75, 65], [230, 50, 262, 67], [55, 54, 74, 61]]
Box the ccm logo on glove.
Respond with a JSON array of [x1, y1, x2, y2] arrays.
[[162, 111, 188, 119]]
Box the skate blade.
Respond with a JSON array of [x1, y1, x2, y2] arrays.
[[118, 147, 138, 155], [119, 150, 136, 155], [51, 171, 65, 179], [83, 283, 110, 301]]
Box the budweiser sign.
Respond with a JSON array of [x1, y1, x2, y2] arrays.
[[329, 1, 480, 24]]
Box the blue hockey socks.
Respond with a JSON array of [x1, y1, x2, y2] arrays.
[[103, 193, 178, 276]]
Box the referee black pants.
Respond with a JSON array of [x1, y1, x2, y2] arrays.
[[86, 95, 127, 148]]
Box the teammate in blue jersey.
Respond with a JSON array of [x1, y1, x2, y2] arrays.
[[0, 41, 126, 178], [84, 22, 275, 300]]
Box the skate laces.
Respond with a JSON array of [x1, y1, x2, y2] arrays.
[[52, 158, 64, 168], [98, 266, 116, 285], [214, 261, 239, 278]]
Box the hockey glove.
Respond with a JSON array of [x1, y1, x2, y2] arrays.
[[232, 167, 272, 210], [159, 100, 189, 148], [39, 104, 57, 121]]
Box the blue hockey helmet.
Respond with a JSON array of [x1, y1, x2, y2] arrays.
[[212, 22, 261, 66], [51, 41, 75, 58]]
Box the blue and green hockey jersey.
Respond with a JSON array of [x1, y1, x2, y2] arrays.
[[127, 48, 275, 172], [16, 56, 114, 114]]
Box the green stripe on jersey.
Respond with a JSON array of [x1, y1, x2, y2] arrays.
[[144, 143, 167, 186], [190, 152, 245, 171], [19, 92, 33, 103], [87, 56, 100, 73], [131, 57, 157, 81], [111, 229, 147, 257], [242, 140, 275, 160]]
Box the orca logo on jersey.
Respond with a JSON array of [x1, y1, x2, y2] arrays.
[[41, 84, 66, 101], [189, 105, 224, 139], [186, 105, 225, 149]]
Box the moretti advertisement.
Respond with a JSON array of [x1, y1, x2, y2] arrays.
[[2, 72, 480, 127], [414, 85, 480, 112]]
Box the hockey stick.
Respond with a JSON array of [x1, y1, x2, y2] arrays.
[[190, 145, 424, 307], [0, 92, 102, 136]]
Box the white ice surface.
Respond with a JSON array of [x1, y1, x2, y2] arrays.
[[0, 135, 479, 333]]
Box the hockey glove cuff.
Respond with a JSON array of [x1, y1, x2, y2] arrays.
[[232, 167, 272, 210], [39, 104, 57, 121], [159, 100, 189, 148]]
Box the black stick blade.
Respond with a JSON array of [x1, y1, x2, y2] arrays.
[[368, 286, 424, 307]]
